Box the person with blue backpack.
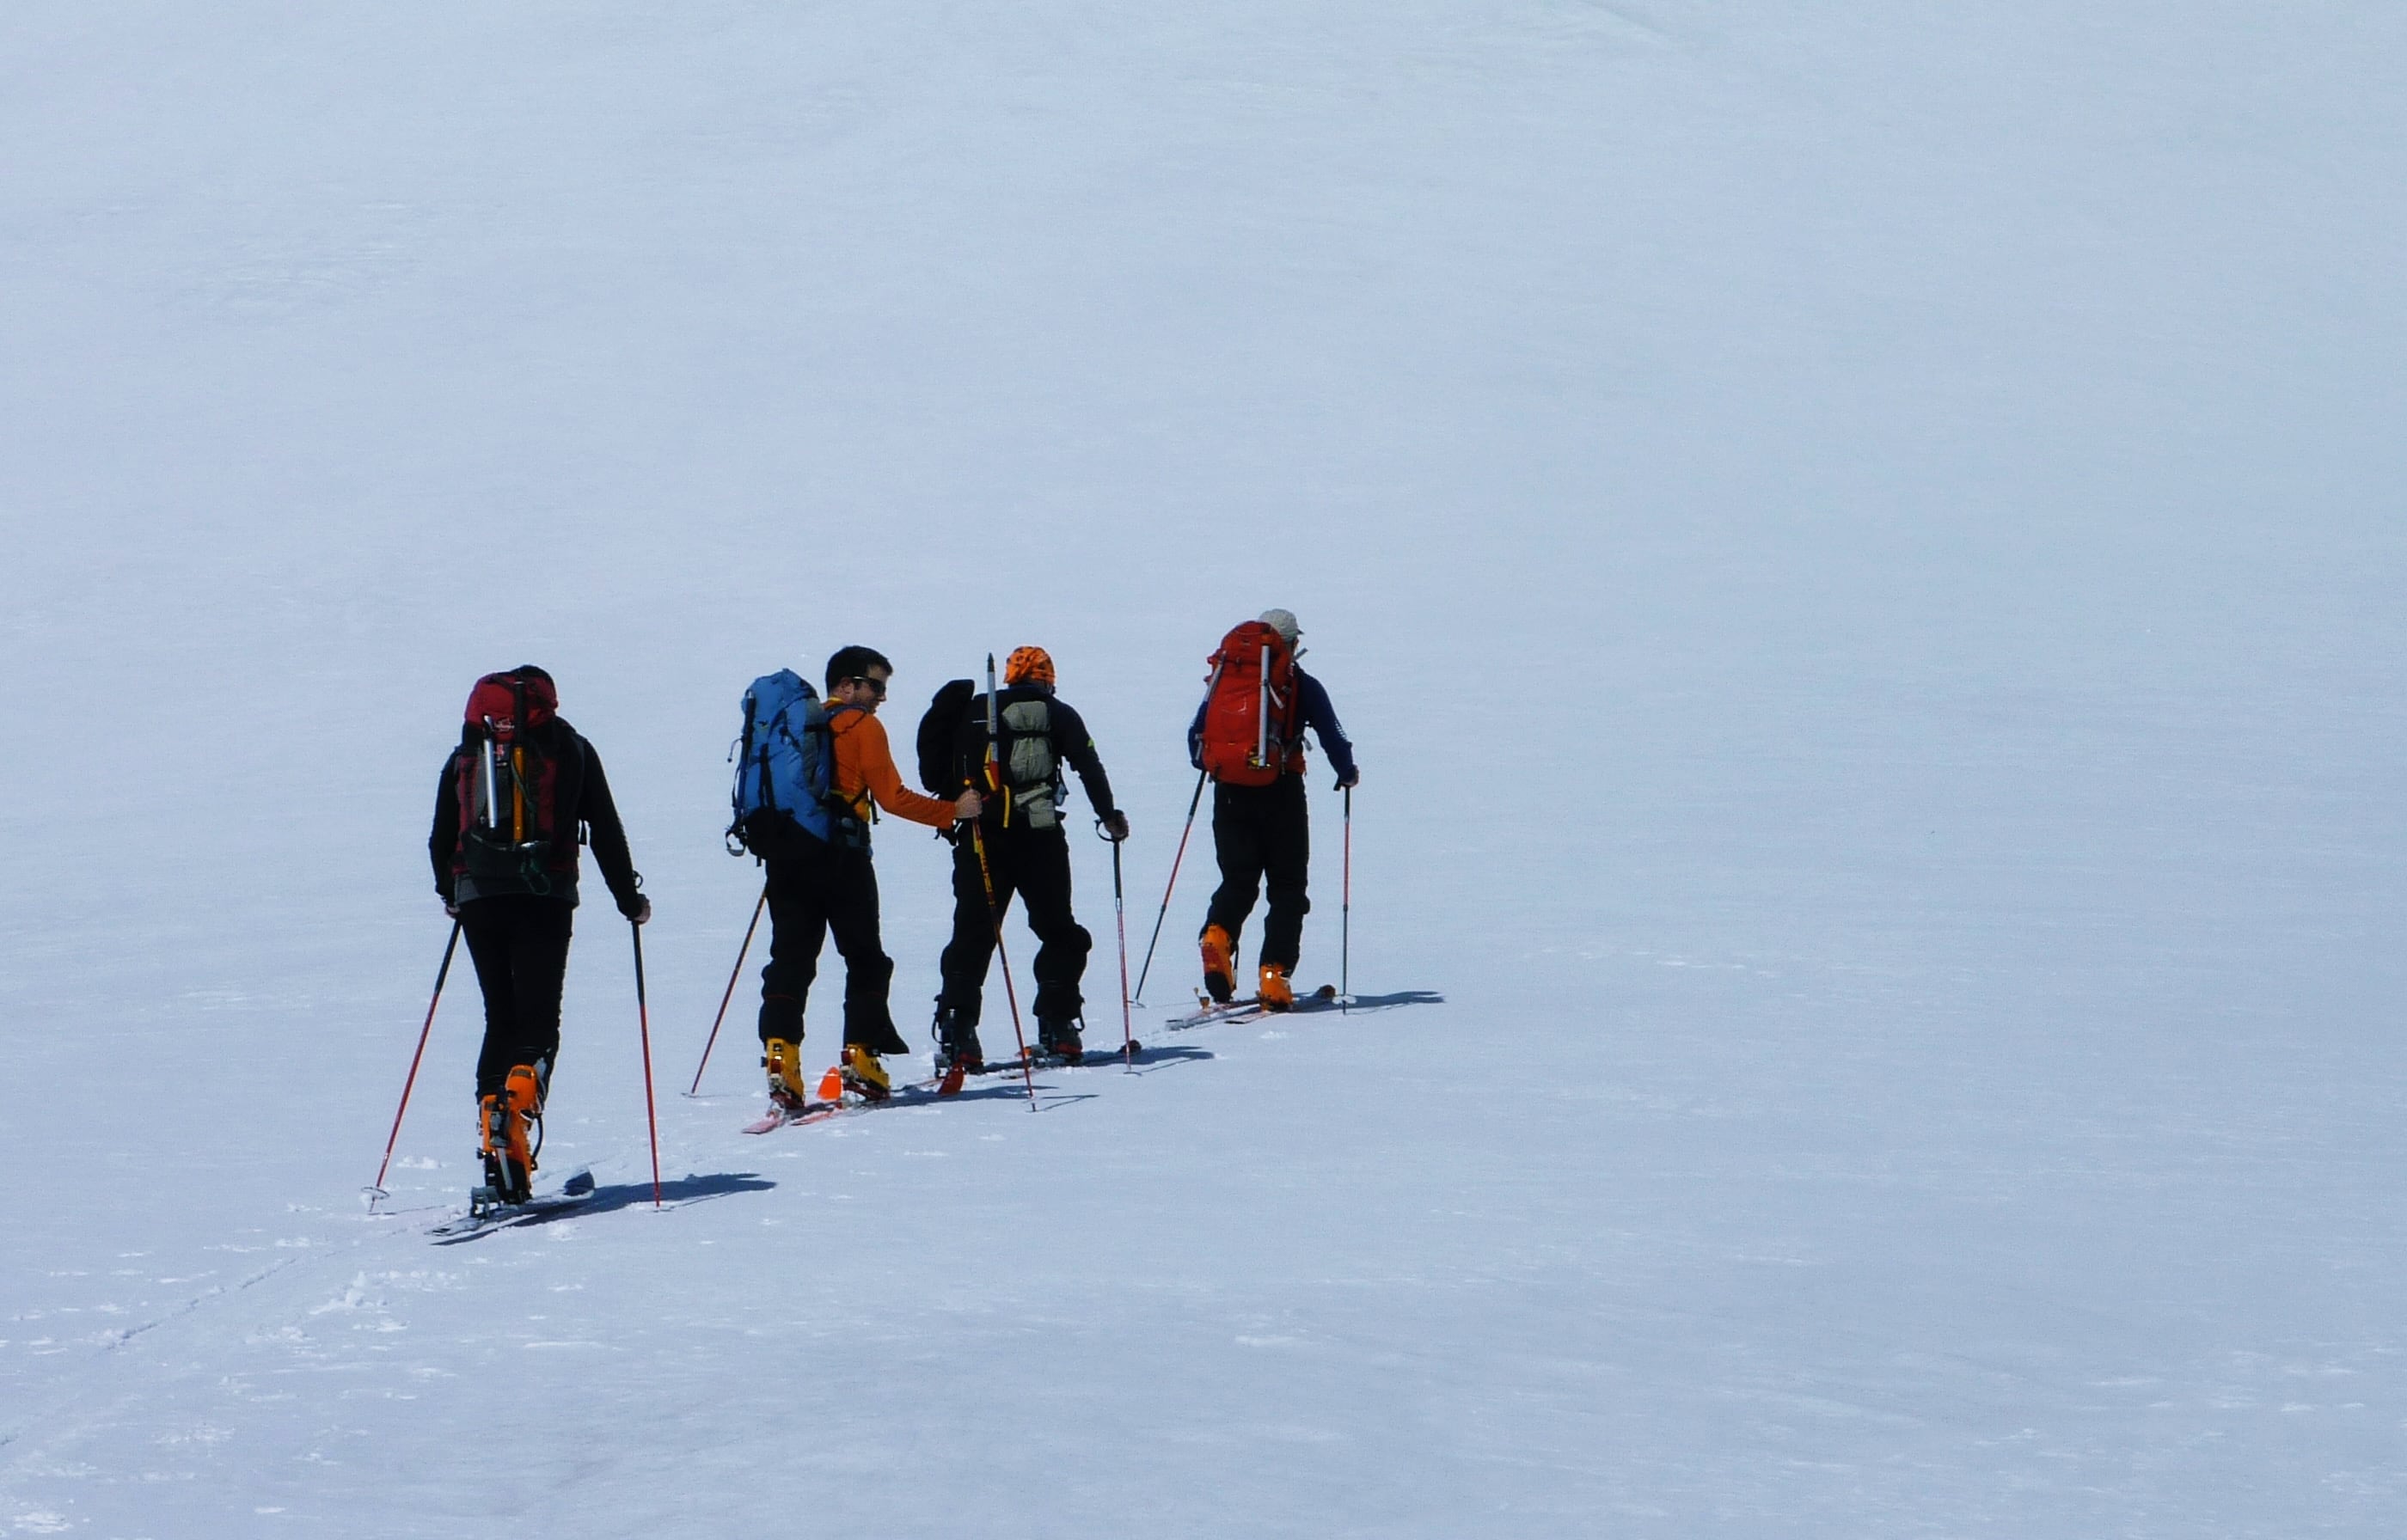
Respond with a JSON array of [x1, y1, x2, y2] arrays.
[[731, 645, 980, 1110]]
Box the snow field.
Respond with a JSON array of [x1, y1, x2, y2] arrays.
[[3, 0, 2404, 1534]]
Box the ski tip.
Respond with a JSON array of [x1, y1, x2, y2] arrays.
[[562, 1170, 596, 1197]]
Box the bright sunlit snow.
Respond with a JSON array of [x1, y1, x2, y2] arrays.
[[3, 2, 2403, 1535]]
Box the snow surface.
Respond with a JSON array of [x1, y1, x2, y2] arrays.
[[4, 1, 2404, 1534]]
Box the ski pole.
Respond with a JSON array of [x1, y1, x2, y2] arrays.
[[1341, 784, 1351, 1012], [1106, 823, 1136, 1066], [1132, 767, 1207, 1003], [686, 883, 766, 1096], [367, 919, 462, 1207], [972, 823, 1037, 1107], [977, 653, 1038, 1108], [632, 920, 664, 1208]]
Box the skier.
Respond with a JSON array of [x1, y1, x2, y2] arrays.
[[930, 646, 1129, 1069], [1189, 609, 1357, 1010], [755, 645, 980, 1105], [429, 666, 649, 1208]]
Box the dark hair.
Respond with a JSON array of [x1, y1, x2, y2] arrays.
[[825, 645, 892, 692]]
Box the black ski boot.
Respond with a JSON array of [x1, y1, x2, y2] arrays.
[[1038, 1017, 1084, 1066], [934, 1004, 985, 1075]]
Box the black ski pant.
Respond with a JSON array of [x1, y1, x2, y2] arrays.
[[459, 895, 574, 1100], [939, 823, 1091, 1028], [757, 844, 910, 1056], [1204, 775, 1311, 973]]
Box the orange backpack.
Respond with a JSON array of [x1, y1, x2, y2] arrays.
[[1197, 621, 1301, 787]]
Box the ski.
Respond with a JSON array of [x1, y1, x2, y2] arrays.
[[1167, 983, 1337, 1030], [738, 1073, 959, 1132], [1003, 1038, 1145, 1069], [1167, 998, 1264, 1030], [429, 1169, 597, 1239], [742, 1100, 807, 1134]]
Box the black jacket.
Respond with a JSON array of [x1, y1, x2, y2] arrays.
[[430, 719, 643, 914]]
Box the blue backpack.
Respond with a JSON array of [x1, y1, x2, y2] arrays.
[[728, 670, 837, 856]]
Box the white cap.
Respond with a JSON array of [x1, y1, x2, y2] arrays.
[[1259, 608, 1301, 645]]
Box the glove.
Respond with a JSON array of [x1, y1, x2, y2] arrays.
[[443, 898, 460, 920], [1334, 769, 1359, 791], [619, 892, 652, 925], [1099, 810, 1130, 842]]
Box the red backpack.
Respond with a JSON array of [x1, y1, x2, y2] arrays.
[[1197, 621, 1302, 787], [450, 669, 581, 895]]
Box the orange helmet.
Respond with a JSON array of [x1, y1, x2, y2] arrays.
[[1003, 646, 1055, 688]]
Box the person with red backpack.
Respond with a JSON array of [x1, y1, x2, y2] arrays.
[[1188, 609, 1358, 1010], [428, 666, 649, 1210]]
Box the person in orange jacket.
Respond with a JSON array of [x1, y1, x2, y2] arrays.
[[758, 645, 980, 1103]]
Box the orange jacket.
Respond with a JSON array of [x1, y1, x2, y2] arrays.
[[829, 706, 958, 831]]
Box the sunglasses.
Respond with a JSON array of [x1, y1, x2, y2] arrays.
[[848, 675, 889, 699]]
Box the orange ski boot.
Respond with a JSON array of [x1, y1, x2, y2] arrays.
[[503, 1060, 545, 1171], [1201, 925, 1237, 1004], [477, 1091, 533, 1207], [1259, 964, 1295, 1013]]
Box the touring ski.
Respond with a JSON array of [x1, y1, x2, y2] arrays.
[[1167, 983, 1337, 1029], [430, 1168, 597, 1239]]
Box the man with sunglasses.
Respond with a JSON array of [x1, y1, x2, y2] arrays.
[[757, 645, 979, 1103]]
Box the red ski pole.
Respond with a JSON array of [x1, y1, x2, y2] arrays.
[[686, 883, 766, 1096], [368, 919, 461, 1208], [632, 920, 664, 1207]]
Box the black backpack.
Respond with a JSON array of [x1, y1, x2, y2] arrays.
[[916, 679, 977, 796]]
